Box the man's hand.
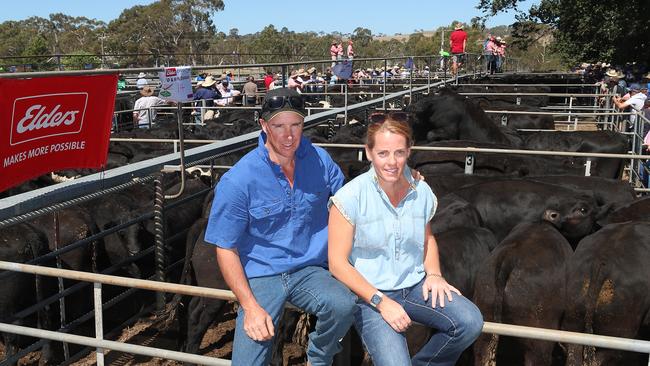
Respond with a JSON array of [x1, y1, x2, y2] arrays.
[[242, 304, 275, 342]]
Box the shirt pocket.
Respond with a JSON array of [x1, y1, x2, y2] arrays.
[[248, 200, 286, 239]]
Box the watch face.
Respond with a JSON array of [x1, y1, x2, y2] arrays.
[[370, 294, 382, 307]]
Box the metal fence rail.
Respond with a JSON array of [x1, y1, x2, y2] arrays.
[[1, 261, 649, 365]]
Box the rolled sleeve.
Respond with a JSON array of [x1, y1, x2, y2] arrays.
[[204, 178, 249, 249]]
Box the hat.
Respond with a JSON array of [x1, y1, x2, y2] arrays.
[[137, 72, 146, 78], [643, 72, 650, 80], [496, 36, 502, 41], [628, 83, 641, 92], [261, 88, 306, 122], [605, 69, 618, 78], [202, 76, 217, 87], [140, 86, 155, 96], [455, 23, 464, 30]]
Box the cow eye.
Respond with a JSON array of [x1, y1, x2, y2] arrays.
[[579, 207, 588, 214]]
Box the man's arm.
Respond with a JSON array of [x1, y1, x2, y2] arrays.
[[216, 247, 275, 341]]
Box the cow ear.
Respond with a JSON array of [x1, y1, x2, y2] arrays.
[[595, 203, 616, 227]]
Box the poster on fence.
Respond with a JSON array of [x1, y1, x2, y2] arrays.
[[158, 66, 193, 102], [0, 73, 118, 192]]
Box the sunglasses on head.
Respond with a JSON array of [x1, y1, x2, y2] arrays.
[[263, 95, 305, 112], [368, 111, 409, 125]]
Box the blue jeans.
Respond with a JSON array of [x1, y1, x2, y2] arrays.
[[232, 266, 356, 366], [354, 277, 483, 366]]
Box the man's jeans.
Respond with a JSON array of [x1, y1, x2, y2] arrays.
[[232, 266, 356, 366], [354, 277, 483, 366]]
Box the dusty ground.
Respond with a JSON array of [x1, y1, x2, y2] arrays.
[[2, 304, 309, 366]]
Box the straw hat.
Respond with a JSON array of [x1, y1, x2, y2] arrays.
[[202, 76, 217, 87], [140, 86, 155, 96], [137, 72, 146, 78], [605, 69, 618, 78]]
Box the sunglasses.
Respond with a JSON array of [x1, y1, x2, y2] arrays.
[[368, 111, 409, 125], [263, 95, 305, 112]]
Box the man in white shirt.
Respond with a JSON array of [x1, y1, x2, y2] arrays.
[[613, 84, 647, 125], [133, 86, 168, 129]]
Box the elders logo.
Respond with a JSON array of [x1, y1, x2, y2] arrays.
[[165, 68, 177, 77], [10, 93, 88, 146]]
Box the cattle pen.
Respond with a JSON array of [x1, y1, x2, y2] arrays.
[[1, 58, 649, 366]]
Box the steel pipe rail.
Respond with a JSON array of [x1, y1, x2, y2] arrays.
[[0, 322, 230, 366], [458, 92, 605, 97], [1, 260, 650, 363], [483, 110, 632, 116]]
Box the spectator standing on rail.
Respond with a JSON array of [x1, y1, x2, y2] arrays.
[[205, 87, 357, 366], [264, 70, 274, 90], [243, 76, 258, 106], [136, 72, 148, 89], [330, 41, 338, 67], [193, 76, 220, 122], [613, 84, 647, 130], [449, 23, 467, 76], [337, 41, 344, 61], [485, 35, 498, 75], [347, 40, 355, 60], [496, 38, 507, 72], [133, 86, 168, 129], [482, 33, 492, 72]]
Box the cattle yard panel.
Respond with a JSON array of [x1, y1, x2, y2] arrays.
[[1, 261, 650, 366]]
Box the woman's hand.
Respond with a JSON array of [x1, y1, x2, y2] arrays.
[[377, 297, 412, 333], [422, 275, 462, 308]]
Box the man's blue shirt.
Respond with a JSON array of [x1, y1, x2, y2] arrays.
[[204, 132, 345, 278], [193, 87, 218, 107]]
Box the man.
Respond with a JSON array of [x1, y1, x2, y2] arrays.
[[205, 88, 356, 366], [346, 40, 354, 60], [613, 84, 647, 129], [136, 72, 148, 89], [449, 23, 467, 76], [330, 41, 338, 67], [193, 76, 220, 122], [133, 86, 167, 129], [242, 76, 258, 106]]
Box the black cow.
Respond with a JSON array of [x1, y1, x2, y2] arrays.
[[450, 179, 601, 244], [597, 196, 650, 226], [473, 222, 572, 366], [562, 221, 650, 366], [431, 193, 483, 235], [0, 223, 56, 364], [471, 100, 555, 131]]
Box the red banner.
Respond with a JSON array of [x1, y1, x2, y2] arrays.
[[0, 74, 118, 192]]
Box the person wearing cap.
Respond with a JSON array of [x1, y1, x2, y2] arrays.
[[132, 86, 168, 129], [205, 88, 356, 366], [613, 83, 647, 127], [449, 23, 467, 76], [193, 76, 220, 122], [136, 72, 148, 89]]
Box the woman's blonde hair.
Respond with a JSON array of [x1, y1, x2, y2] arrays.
[[365, 112, 413, 149]]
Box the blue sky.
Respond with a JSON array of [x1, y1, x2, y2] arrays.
[[0, 0, 539, 35]]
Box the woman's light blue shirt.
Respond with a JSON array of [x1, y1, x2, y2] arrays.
[[329, 166, 437, 291]]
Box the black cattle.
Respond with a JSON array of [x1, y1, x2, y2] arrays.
[[527, 175, 637, 207], [411, 141, 584, 178], [451, 180, 601, 244], [472, 100, 555, 130], [0, 223, 57, 365], [473, 222, 572, 366], [454, 84, 551, 107], [523, 131, 629, 178], [430, 193, 483, 235], [562, 222, 650, 366], [597, 196, 650, 226]]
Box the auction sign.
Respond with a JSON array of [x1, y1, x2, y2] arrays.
[[158, 66, 193, 102], [0, 74, 118, 192]]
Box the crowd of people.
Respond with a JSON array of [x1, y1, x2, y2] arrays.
[[482, 34, 507, 74]]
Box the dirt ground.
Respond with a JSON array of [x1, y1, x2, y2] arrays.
[[2, 304, 309, 366]]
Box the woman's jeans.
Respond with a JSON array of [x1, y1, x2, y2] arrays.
[[231, 266, 356, 366], [354, 277, 483, 366]]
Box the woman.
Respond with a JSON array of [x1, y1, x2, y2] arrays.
[[328, 112, 483, 366]]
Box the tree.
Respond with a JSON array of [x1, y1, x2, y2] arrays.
[[477, 0, 650, 65]]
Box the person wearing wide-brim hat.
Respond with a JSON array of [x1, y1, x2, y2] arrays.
[[204, 87, 356, 365], [133, 86, 168, 129], [450, 22, 468, 75], [136, 72, 148, 89], [605, 68, 619, 78], [193, 76, 220, 122]]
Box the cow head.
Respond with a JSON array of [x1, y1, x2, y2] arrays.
[[542, 196, 597, 242]]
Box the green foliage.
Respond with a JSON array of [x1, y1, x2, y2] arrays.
[[61, 51, 101, 69], [478, 0, 650, 65]]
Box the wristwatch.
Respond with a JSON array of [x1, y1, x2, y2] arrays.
[[369, 291, 384, 308]]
